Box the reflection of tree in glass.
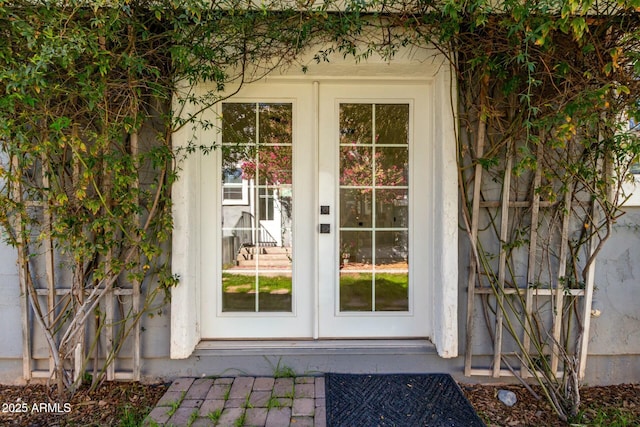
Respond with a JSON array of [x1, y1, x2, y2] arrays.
[[222, 103, 256, 144], [239, 103, 293, 186], [259, 103, 292, 145], [340, 104, 372, 145], [222, 144, 255, 174], [339, 103, 409, 206], [376, 104, 409, 145], [340, 146, 373, 186], [376, 147, 408, 186], [241, 144, 292, 185], [340, 147, 407, 204], [340, 103, 408, 145], [221, 103, 294, 220]]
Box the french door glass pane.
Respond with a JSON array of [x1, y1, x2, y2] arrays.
[[340, 146, 373, 186], [340, 189, 372, 228], [340, 104, 372, 145], [220, 103, 293, 312], [376, 147, 408, 186], [375, 189, 408, 228], [375, 104, 409, 144], [339, 103, 410, 312]]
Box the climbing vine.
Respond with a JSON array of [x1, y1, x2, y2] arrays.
[[0, 0, 318, 398]]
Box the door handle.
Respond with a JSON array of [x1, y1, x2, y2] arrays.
[[319, 224, 331, 234]]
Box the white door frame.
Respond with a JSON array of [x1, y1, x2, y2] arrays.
[[173, 52, 458, 358]]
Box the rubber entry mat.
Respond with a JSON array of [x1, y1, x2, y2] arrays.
[[325, 373, 486, 427]]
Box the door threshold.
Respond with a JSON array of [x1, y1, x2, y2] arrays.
[[195, 339, 436, 356]]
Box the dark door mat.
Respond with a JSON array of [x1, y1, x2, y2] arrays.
[[325, 373, 486, 427]]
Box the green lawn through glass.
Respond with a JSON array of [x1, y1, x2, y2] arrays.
[[340, 272, 409, 311]]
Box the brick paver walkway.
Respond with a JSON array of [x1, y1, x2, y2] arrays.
[[145, 376, 326, 426]]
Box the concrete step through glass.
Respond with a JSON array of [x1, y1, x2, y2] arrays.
[[235, 247, 292, 268], [145, 376, 326, 427]]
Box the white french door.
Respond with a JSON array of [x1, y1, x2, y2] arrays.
[[317, 83, 431, 338], [201, 82, 431, 340], [201, 83, 316, 339]]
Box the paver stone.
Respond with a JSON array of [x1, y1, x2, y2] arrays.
[[181, 399, 203, 408], [167, 407, 199, 426], [144, 406, 171, 425], [244, 407, 268, 426], [199, 399, 225, 417], [167, 378, 195, 393], [273, 378, 294, 397], [185, 378, 214, 400], [218, 407, 245, 426], [294, 383, 315, 399], [249, 390, 272, 408], [229, 377, 255, 399], [291, 416, 314, 426], [315, 377, 325, 399], [206, 382, 232, 400], [253, 377, 275, 391], [265, 407, 291, 427], [314, 405, 327, 427], [292, 398, 315, 417], [156, 391, 184, 407]]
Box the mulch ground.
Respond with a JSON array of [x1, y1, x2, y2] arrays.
[[0, 381, 167, 426], [461, 383, 640, 426], [0, 380, 638, 426]]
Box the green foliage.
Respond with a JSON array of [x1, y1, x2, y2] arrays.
[[187, 408, 199, 427], [118, 403, 151, 427], [574, 406, 640, 426], [268, 357, 297, 379], [233, 410, 246, 427], [266, 395, 282, 410], [207, 408, 223, 424], [450, 0, 640, 423], [166, 391, 186, 417], [274, 365, 297, 379]]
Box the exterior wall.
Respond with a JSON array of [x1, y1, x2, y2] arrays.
[[456, 202, 640, 384], [589, 208, 640, 356], [0, 241, 21, 383], [0, 66, 639, 385], [0, 209, 639, 385]]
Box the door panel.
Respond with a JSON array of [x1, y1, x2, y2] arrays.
[[318, 83, 431, 338], [201, 83, 315, 339]]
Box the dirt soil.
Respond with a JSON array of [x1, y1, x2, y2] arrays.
[[461, 383, 640, 426], [0, 381, 167, 426], [0, 381, 638, 426]]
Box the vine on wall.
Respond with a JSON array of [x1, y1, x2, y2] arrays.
[[451, 5, 640, 421]]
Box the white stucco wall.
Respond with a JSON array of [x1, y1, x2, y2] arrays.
[[589, 208, 640, 355], [0, 237, 22, 383], [0, 239, 20, 359]]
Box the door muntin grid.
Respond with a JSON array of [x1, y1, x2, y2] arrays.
[[220, 102, 293, 313], [338, 103, 410, 312]]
